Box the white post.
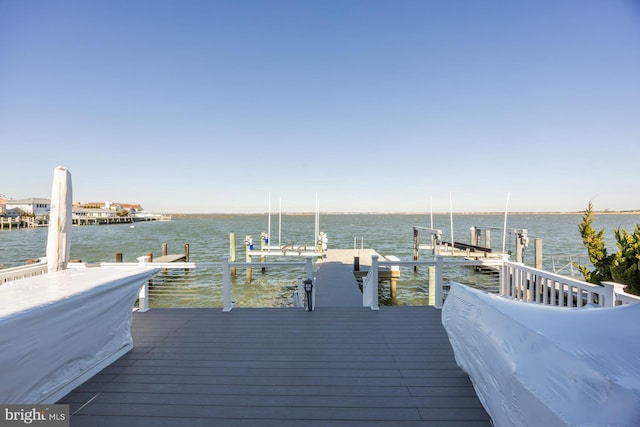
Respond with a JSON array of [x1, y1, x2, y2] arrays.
[[499, 255, 510, 297], [502, 192, 510, 255], [267, 192, 271, 251], [278, 197, 282, 249], [222, 256, 232, 312], [305, 256, 313, 282], [369, 255, 379, 310], [136, 255, 151, 312], [449, 193, 454, 255], [314, 193, 319, 249], [435, 255, 444, 309], [138, 282, 149, 312], [601, 282, 627, 307]]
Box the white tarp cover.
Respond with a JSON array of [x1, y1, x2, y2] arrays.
[[0, 267, 159, 403], [442, 282, 640, 427]]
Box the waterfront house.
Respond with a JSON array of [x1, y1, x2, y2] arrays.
[[4, 198, 50, 218]]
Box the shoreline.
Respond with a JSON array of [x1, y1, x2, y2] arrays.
[[170, 211, 640, 218]]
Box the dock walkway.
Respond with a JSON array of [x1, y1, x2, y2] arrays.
[[314, 249, 366, 307], [60, 307, 490, 426]]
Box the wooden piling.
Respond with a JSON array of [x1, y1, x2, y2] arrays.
[[535, 238, 543, 269], [428, 266, 436, 306], [184, 243, 190, 262], [146, 252, 153, 262], [390, 277, 397, 300], [245, 235, 252, 283], [115, 253, 123, 263], [162, 243, 168, 257], [516, 237, 524, 263], [470, 228, 481, 247]]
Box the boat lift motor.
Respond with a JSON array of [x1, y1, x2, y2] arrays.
[[303, 278, 313, 311], [245, 235, 254, 251]]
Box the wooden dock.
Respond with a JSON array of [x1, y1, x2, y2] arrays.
[[60, 307, 491, 426]]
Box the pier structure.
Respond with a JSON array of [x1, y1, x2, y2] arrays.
[[6, 244, 637, 424], [59, 306, 490, 426], [0, 217, 22, 229], [0, 217, 47, 229], [413, 225, 542, 268], [73, 216, 133, 226]]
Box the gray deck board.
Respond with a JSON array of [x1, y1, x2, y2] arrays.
[[60, 307, 490, 426]]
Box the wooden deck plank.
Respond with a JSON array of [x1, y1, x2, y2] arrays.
[[59, 307, 491, 426]]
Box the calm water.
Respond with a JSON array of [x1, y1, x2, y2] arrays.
[[2, 213, 638, 307]]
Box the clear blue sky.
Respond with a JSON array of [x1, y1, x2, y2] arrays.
[[1, 0, 639, 213]]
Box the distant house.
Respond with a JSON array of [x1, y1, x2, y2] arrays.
[[119, 203, 142, 212], [80, 201, 142, 214], [73, 207, 119, 219], [4, 198, 50, 217]]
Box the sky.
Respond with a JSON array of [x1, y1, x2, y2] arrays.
[[1, 0, 639, 214]]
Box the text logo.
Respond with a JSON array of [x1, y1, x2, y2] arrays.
[[1, 405, 69, 427]]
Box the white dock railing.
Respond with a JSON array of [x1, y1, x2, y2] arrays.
[[366, 255, 640, 309], [0, 259, 48, 283], [499, 261, 640, 307], [68, 255, 315, 312], [4, 254, 638, 310], [366, 255, 505, 309]]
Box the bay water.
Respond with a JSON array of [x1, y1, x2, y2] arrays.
[[2, 213, 638, 308]]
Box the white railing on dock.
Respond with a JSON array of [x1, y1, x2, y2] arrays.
[[365, 255, 640, 310], [7, 254, 638, 310], [67, 255, 315, 312], [0, 259, 48, 283], [499, 262, 640, 307], [366, 255, 505, 309]]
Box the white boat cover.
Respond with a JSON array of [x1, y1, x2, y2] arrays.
[[442, 282, 640, 427], [0, 267, 159, 403]]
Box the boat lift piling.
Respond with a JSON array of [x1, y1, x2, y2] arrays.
[[413, 225, 541, 266]]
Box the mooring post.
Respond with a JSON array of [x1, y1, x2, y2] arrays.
[[534, 238, 543, 269], [390, 276, 397, 300], [162, 243, 168, 257], [485, 229, 491, 249], [516, 235, 524, 263], [146, 252, 153, 262], [184, 243, 190, 262], [428, 265, 436, 306], [115, 252, 123, 263]]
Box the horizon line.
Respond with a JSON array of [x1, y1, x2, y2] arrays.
[[168, 210, 640, 216]]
